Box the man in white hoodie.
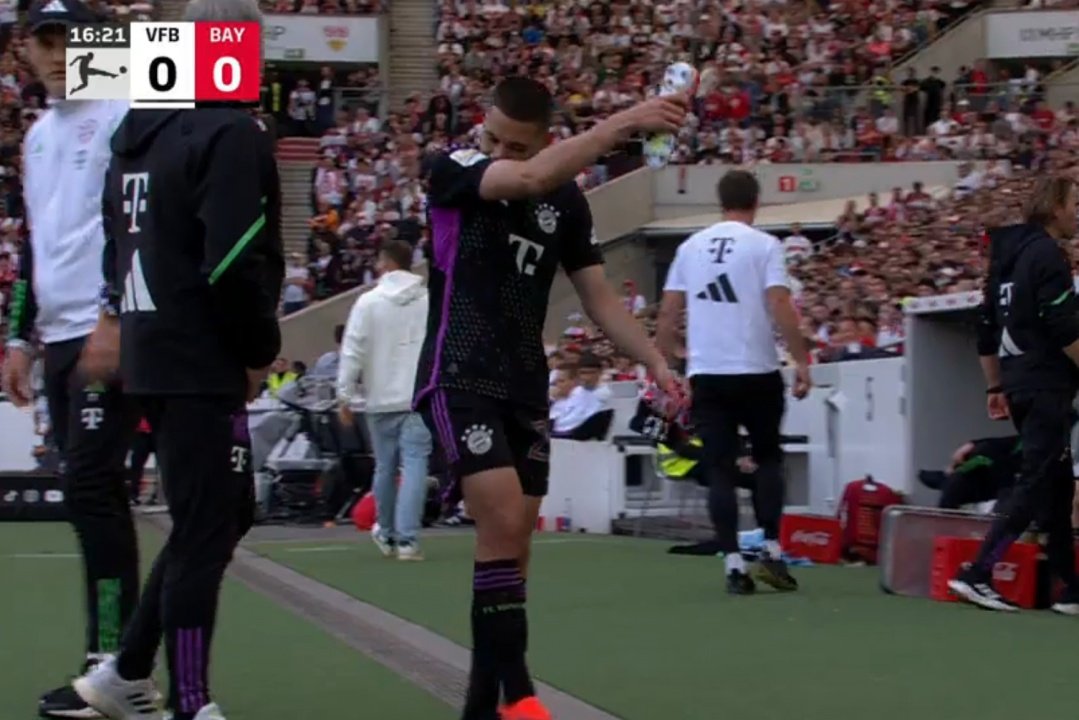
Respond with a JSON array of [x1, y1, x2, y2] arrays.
[[337, 239, 432, 560]]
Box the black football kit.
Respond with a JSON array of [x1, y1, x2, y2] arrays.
[[415, 149, 604, 496], [100, 106, 283, 717], [415, 148, 605, 720]]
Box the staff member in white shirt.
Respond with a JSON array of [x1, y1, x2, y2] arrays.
[[338, 239, 432, 560], [0, 3, 140, 717], [657, 169, 811, 596]]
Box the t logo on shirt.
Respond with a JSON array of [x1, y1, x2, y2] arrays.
[[710, 237, 735, 263], [508, 233, 545, 276]]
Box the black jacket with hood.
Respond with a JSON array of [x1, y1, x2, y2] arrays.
[[976, 223, 1079, 393], [102, 107, 284, 397]]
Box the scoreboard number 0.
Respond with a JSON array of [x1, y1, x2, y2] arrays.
[[213, 57, 242, 93], [146, 54, 241, 96], [149, 56, 177, 92]]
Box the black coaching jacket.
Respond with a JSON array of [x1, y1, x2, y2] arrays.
[[102, 106, 284, 397], [976, 223, 1079, 393]]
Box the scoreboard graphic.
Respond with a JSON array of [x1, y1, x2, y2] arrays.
[[65, 22, 261, 108]]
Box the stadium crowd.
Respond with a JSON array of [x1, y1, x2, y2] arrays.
[[291, 0, 1078, 309]]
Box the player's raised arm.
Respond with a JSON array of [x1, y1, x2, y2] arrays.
[[425, 78, 686, 207], [478, 95, 686, 201]]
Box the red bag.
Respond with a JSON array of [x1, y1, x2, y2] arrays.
[[837, 476, 903, 564], [351, 492, 376, 531]]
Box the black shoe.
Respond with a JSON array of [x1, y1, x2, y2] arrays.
[[753, 556, 799, 592], [726, 569, 756, 595], [39, 684, 103, 719], [918, 470, 948, 491], [947, 567, 1019, 612], [668, 540, 723, 556], [1052, 584, 1079, 616]]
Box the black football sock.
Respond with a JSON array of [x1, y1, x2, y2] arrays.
[[462, 561, 501, 720], [473, 559, 534, 707]]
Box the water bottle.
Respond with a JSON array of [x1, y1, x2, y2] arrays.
[[643, 62, 698, 169], [557, 498, 573, 532]]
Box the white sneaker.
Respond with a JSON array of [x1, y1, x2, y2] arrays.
[[163, 704, 225, 720], [73, 657, 162, 719], [371, 526, 395, 557], [397, 542, 424, 561]]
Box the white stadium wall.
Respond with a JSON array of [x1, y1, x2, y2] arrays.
[[904, 291, 1019, 507]]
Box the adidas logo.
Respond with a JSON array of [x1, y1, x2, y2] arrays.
[[40, 0, 68, 13], [120, 249, 157, 314], [696, 273, 739, 303]]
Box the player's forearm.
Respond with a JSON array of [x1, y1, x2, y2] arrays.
[[586, 291, 664, 371], [504, 117, 632, 198], [979, 355, 1003, 387], [655, 293, 683, 360]]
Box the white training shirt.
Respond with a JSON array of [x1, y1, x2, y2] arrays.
[[664, 220, 789, 376], [23, 99, 129, 344]]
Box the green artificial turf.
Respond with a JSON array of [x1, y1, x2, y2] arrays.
[[0, 523, 452, 719], [256, 532, 1074, 720]]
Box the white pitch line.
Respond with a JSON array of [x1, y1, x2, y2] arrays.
[[8, 553, 80, 559], [282, 545, 356, 554]]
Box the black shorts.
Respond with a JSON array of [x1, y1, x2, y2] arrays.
[[418, 389, 550, 497]]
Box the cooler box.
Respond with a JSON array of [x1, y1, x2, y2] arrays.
[[780, 514, 842, 564], [930, 536, 1039, 609]]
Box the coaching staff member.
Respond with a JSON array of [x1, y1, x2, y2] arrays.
[[657, 170, 810, 596], [74, 0, 283, 715], [949, 176, 1079, 615], [0, 3, 139, 717]]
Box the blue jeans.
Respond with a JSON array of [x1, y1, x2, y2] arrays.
[[365, 411, 432, 544]]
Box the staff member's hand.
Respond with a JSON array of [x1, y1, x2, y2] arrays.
[[245, 366, 270, 402], [1, 344, 32, 407], [792, 362, 812, 400], [987, 391, 1010, 420], [79, 316, 121, 383], [338, 404, 354, 428]]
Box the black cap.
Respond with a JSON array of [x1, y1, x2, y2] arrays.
[[27, 0, 100, 33]]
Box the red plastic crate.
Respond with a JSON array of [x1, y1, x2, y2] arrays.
[[930, 537, 1039, 608], [780, 514, 842, 564]]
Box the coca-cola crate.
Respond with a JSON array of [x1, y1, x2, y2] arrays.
[[780, 514, 842, 564], [930, 536, 1039, 609]]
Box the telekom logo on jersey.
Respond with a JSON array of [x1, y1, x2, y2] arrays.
[[508, 233, 544, 276], [122, 172, 151, 233]]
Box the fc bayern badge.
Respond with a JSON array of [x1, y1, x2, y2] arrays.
[[535, 203, 559, 234]]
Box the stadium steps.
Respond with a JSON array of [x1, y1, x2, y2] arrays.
[[1045, 57, 1079, 108], [156, 0, 187, 21], [278, 160, 317, 257], [387, 0, 438, 110], [887, 8, 999, 83]]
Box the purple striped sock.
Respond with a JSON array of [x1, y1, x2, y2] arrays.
[[474, 559, 525, 601]]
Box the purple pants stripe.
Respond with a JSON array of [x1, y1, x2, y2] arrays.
[[176, 627, 208, 713], [433, 391, 460, 463], [176, 629, 190, 712]]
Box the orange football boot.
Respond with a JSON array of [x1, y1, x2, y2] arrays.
[[499, 696, 552, 720]]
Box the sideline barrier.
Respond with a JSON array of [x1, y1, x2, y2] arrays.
[[0, 402, 38, 473], [540, 357, 908, 534]]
